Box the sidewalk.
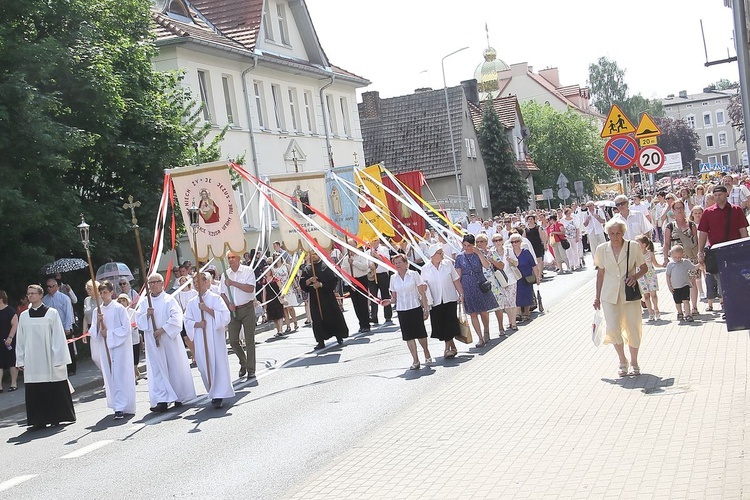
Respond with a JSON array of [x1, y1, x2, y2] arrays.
[[287, 272, 749, 499]]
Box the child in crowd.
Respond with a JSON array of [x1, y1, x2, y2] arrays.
[[635, 235, 662, 321], [666, 245, 697, 322]]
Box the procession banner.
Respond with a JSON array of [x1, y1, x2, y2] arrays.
[[326, 166, 359, 236], [167, 161, 246, 261], [355, 164, 394, 243], [594, 182, 624, 195], [382, 170, 426, 241], [270, 171, 332, 252]]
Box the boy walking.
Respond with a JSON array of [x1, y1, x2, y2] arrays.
[[666, 245, 696, 322]]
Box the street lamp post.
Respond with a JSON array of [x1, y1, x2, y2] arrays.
[[442, 46, 469, 211]]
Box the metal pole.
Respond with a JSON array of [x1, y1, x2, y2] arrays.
[[733, 0, 750, 147], [442, 46, 469, 211]]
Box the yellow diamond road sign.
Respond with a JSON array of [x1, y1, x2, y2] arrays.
[[635, 112, 662, 139], [601, 104, 636, 138]]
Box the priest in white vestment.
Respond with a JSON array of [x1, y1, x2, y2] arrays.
[[89, 281, 136, 419], [136, 273, 196, 412], [184, 272, 234, 409], [16, 284, 76, 429]]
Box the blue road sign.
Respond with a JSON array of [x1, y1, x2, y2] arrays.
[[604, 136, 638, 170]]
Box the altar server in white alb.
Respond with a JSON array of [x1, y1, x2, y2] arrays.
[[89, 280, 136, 420], [184, 272, 234, 409], [136, 273, 196, 412], [15, 284, 76, 430]]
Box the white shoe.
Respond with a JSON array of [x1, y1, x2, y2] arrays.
[[648, 315, 654, 321], [655, 312, 661, 321]]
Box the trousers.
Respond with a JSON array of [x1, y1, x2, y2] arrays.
[[349, 275, 371, 330], [227, 304, 256, 374], [368, 272, 392, 321]]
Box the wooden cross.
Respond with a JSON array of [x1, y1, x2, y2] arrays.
[[123, 195, 141, 227]]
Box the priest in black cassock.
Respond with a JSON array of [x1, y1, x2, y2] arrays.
[[299, 251, 349, 350], [16, 284, 76, 430]]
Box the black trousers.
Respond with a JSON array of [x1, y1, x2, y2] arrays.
[[349, 275, 371, 330], [67, 337, 77, 375], [368, 272, 392, 321]]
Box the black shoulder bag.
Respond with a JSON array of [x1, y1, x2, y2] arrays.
[[469, 253, 492, 293], [624, 240, 642, 302], [704, 207, 731, 275]]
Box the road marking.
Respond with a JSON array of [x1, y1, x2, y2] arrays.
[[0, 475, 37, 492], [60, 440, 114, 459]]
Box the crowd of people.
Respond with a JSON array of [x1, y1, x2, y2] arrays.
[[1, 172, 748, 429]]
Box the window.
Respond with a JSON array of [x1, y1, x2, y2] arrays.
[[303, 91, 315, 133], [703, 113, 712, 127], [222, 75, 237, 125], [716, 110, 725, 125], [479, 184, 488, 208], [466, 185, 475, 210], [325, 94, 338, 135], [253, 81, 266, 128], [721, 154, 730, 165], [686, 115, 695, 129], [235, 181, 252, 227], [263, 1, 274, 41], [339, 97, 351, 136], [708, 155, 717, 165], [702, 101, 709, 106], [706, 134, 714, 148], [469, 139, 477, 159], [196, 70, 213, 122], [686, 104, 693, 108], [465, 138, 471, 158], [277, 3, 290, 45], [718, 132, 727, 147], [666, 106, 672, 111], [271, 84, 285, 130], [288, 88, 299, 132]]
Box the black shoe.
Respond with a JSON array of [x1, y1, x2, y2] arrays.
[[173, 402, 183, 408], [369, 318, 379, 324], [50, 422, 60, 428], [359, 328, 371, 333], [247, 373, 256, 380], [384, 319, 394, 325], [239, 367, 247, 378], [211, 398, 223, 409], [114, 411, 124, 420], [314, 342, 325, 350], [336, 337, 344, 345], [150, 402, 168, 413], [30, 424, 46, 431]]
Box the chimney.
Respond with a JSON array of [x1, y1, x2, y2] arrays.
[[414, 87, 433, 93], [538, 67, 560, 87], [460, 79, 480, 105], [678, 90, 688, 98], [361, 91, 380, 119]]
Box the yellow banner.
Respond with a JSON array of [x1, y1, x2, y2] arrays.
[[355, 165, 394, 244], [594, 182, 624, 195]]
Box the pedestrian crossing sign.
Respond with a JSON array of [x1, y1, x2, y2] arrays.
[[601, 104, 636, 138]]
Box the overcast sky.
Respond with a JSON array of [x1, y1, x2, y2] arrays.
[[308, 0, 741, 101]]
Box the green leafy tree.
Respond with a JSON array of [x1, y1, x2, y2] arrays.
[[711, 78, 738, 90], [477, 104, 529, 214], [0, 0, 226, 300], [588, 57, 628, 115], [653, 116, 700, 173], [521, 101, 612, 204], [621, 94, 665, 122]]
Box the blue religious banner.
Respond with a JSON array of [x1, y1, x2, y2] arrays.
[[326, 165, 359, 236]]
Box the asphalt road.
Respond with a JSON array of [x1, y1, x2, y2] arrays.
[[0, 260, 596, 500]]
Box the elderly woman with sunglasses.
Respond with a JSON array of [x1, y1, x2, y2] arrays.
[[508, 233, 540, 322], [454, 234, 499, 347], [475, 234, 511, 335], [421, 245, 463, 358], [489, 233, 519, 331]]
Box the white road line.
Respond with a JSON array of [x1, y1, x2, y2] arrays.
[[60, 439, 114, 459], [0, 475, 37, 492]]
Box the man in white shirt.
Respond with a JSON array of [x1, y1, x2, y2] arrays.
[[346, 239, 372, 333], [630, 194, 652, 223], [613, 195, 653, 240], [368, 239, 393, 324], [725, 175, 749, 210], [651, 191, 668, 245], [219, 250, 257, 380], [583, 201, 607, 252], [466, 214, 482, 236]]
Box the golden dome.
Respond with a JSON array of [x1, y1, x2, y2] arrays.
[[474, 46, 509, 96]]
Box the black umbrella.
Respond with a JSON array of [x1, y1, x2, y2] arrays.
[[41, 258, 88, 275]]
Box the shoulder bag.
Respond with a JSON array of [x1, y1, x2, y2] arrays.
[[624, 241, 642, 302], [670, 221, 699, 260], [704, 207, 732, 274], [467, 253, 492, 293], [455, 302, 473, 344]]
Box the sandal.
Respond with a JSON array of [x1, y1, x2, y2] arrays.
[[284, 327, 291, 333], [707, 306, 714, 312], [9, 386, 17, 392], [522, 315, 530, 322], [475, 340, 486, 348], [498, 329, 506, 337], [677, 313, 684, 321], [274, 332, 286, 338], [510, 325, 518, 331], [686, 315, 694, 322], [483, 332, 490, 343], [409, 362, 420, 370], [618, 362, 629, 377], [632, 365, 641, 376]]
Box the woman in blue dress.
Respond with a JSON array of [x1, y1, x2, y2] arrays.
[[509, 233, 540, 322], [455, 234, 498, 348]]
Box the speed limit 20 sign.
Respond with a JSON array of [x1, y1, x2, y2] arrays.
[[637, 145, 665, 173]]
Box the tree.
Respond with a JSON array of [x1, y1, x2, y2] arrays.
[[0, 0, 225, 300], [588, 57, 628, 115], [620, 94, 665, 122], [727, 93, 745, 142], [520, 101, 612, 204], [711, 78, 738, 90], [477, 104, 529, 214], [653, 116, 700, 171]]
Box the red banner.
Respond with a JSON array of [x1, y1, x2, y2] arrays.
[[381, 170, 426, 241]]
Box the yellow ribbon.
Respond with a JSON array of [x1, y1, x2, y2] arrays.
[[281, 251, 306, 296]]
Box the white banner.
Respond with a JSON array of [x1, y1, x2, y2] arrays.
[[269, 171, 332, 252], [167, 161, 246, 261]]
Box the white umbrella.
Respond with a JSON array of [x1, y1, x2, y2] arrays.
[[594, 200, 616, 208], [96, 262, 134, 282]]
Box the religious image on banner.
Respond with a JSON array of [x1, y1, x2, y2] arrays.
[[382, 170, 426, 240], [355, 164, 394, 244], [270, 171, 332, 252], [326, 167, 359, 236], [166, 160, 247, 261]]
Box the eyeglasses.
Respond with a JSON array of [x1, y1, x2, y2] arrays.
[[120, 282, 128, 286], [148, 281, 162, 285], [511, 240, 521, 244], [46, 285, 56, 289], [492, 239, 503, 242], [615, 202, 627, 207]]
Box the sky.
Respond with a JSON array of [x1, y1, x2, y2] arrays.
[[308, 0, 742, 102]]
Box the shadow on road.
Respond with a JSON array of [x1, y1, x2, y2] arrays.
[[281, 353, 341, 368], [182, 390, 251, 432], [7, 422, 72, 445], [602, 374, 675, 394]]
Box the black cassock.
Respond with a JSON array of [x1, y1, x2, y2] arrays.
[[299, 261, 349, 343]]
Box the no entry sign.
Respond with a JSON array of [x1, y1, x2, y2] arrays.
[[604, 135, 638, 170]]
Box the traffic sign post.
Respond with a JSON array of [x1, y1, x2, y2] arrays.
[[637, 146, 665, 173], [604, 135, 638, 170]]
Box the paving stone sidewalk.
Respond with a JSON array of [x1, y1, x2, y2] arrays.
[[288, 272, 749, 499]]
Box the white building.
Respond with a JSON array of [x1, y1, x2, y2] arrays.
[[151, 0, 370, 232]]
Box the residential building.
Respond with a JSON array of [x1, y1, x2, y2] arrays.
[[151, 0, 370, 232], [358, 81, 493, 220], [662, 89, 747, 168]]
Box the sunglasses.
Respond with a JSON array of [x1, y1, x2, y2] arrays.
[[615, 202, 627, 206], [46, 285, 56, 288], [492, 239, 503, 242]]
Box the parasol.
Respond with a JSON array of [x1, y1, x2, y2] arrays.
[[41, 258, 88, 275], [594, 200, 616, 208], [96, 262, 134, 282]]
